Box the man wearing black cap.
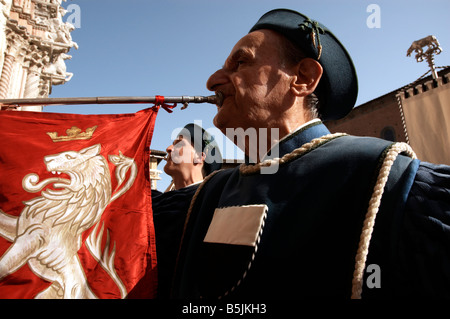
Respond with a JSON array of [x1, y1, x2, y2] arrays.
[[172, 9, 450, 299], [151, 123, 221, 298], [161, 123, 222, 191]]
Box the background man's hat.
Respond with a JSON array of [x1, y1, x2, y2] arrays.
[[178, 123, 222, 175], [249, 8, 358, 120]]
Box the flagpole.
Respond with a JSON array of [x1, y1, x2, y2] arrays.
[[0, 93, 223, 108]]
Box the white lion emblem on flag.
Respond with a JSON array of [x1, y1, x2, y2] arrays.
[[0, 144, 137, 299]]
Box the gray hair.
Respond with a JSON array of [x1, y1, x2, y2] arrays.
[[277, 34, 321, 120]]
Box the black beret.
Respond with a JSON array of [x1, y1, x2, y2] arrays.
[[249, 9, 358, 120], [177, 123, 222, 175]]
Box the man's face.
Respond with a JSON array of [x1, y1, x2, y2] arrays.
[[206, 29, 295, 133], [164, 136, 200, 176]]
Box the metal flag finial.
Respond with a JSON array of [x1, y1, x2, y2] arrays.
[[407, 35, 443, 80]]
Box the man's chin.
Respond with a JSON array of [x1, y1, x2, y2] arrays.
[[163, 162, 174, 175], [213, 110, 228, 134]]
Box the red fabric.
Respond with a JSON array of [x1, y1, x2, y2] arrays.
[[155, 95, 165, 105], [0, 107, 159, 299], [154, 95, 177, 113]]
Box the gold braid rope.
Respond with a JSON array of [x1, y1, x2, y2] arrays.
[[240, 133, 347, 174], [351, 142, 417, 299]]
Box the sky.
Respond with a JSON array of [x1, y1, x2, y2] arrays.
[[44, 0, 450, 191]]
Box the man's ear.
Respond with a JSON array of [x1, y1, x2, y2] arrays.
[[290, 58, 323, 97], [193, 151, 206, 164]]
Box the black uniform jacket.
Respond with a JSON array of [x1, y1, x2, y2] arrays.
[[172, 121, 450, 299], [152, 184, 200, 298]]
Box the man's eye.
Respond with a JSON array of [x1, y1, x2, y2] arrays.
[[230, 60, 244, 72], [236, 60, 246, 68]]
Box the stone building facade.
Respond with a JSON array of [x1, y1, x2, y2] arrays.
[[149, 149, 166, 190], [0, 0, 76, 111]]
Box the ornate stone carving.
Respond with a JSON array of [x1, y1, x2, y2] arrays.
[[0, 0, 77, 110], [407, 35, 443, 80], [42, 52, 73, 83], [45, 10, 78, 49]]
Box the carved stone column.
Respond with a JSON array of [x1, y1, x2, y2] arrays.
[[0, 0, 14, 72], [23, 65, 40, 97], [21, 64, 42, 111], [0, 53, 15, 98], [0, 29, 22, 99]]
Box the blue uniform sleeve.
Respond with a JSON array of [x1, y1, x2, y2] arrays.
[[399, 161, 450, 296]]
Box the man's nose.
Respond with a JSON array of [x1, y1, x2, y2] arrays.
[[166, 144, 173, 153], [206, 68, 228, 92]]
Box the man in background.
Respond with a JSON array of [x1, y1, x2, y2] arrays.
[[152, 123, 221, 298]]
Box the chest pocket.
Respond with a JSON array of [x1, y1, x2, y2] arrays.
[[200, 204, 267, 298]]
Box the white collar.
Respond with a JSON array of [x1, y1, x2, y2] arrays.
[[166, 180, 203, 192], [185, 180, 203, 188]]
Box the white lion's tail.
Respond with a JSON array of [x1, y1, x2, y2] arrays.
[[84, 151, 138, 299], [108, 151, 137, 203], [85, 222, 127, 298]]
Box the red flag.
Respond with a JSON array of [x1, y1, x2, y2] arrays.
[[0, 107, 159, 299]]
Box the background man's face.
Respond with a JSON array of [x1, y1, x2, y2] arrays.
[[164, 136, 199, 176]]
